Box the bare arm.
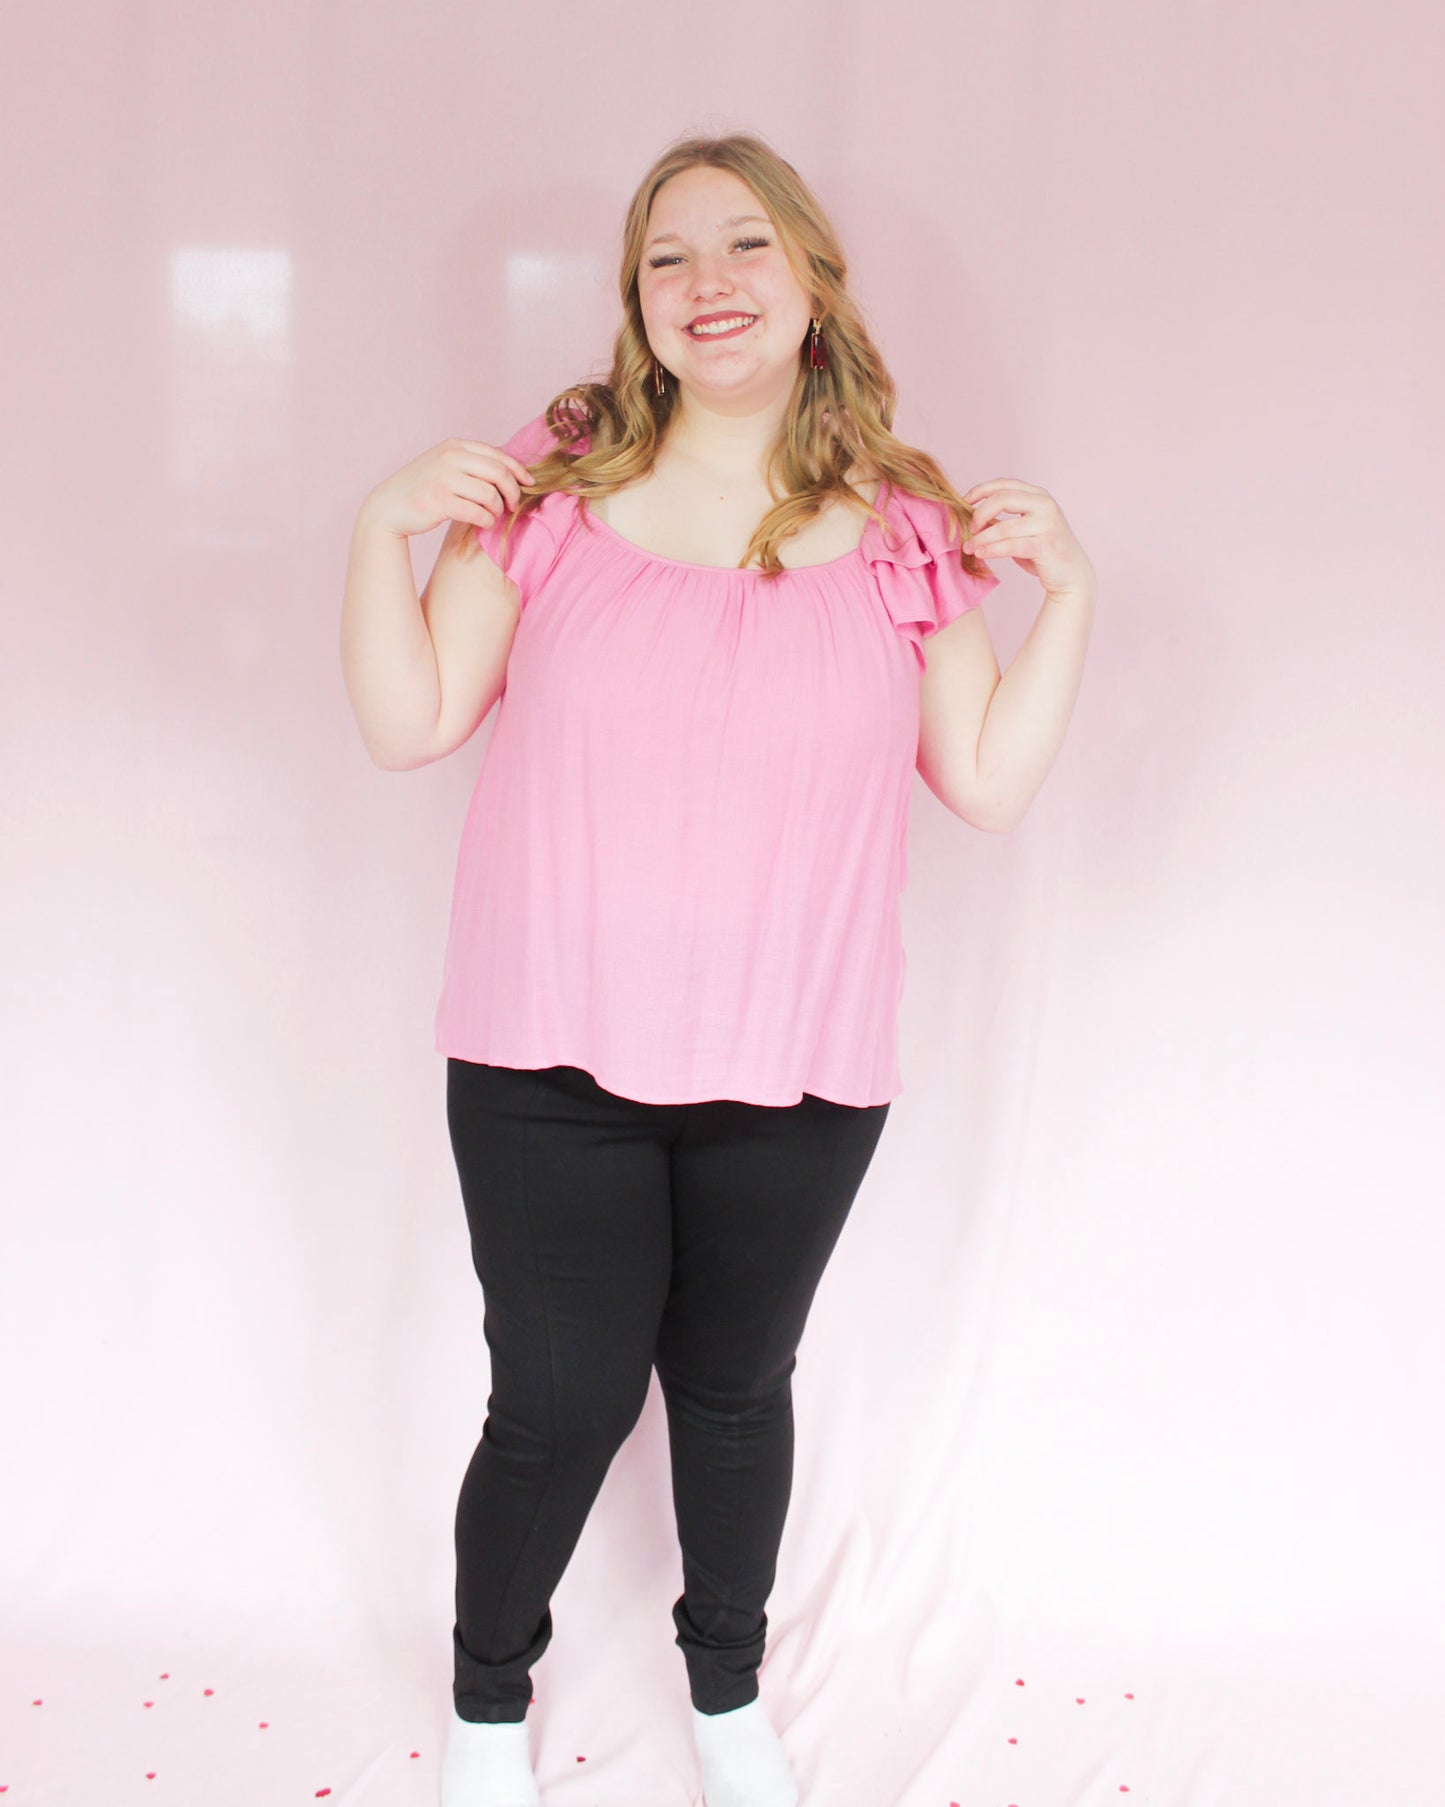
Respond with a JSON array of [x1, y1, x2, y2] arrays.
[[917, 586, 1094, 832], [340, 503, 520, 770], [414, 519, 520, 766], [921, 475, 1097, 829], [340, 500, 441, 769], [916, 608, 1004, 828]]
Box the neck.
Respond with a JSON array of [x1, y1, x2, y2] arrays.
[[666, 388, 792, 482]]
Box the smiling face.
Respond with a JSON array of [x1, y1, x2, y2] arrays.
[[638, 164, 814, 411]]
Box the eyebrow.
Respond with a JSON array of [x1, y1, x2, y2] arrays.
[[643, 213, 772, 250]]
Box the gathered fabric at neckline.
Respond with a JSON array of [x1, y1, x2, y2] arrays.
[[576, 480, 897, 578]]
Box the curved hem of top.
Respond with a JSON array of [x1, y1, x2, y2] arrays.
[[434, 1041, 899, 1111]]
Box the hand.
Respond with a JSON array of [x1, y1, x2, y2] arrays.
[[360, 437, 537, 541], [959, 479, 1096, 599]]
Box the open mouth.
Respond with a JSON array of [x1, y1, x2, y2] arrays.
[[685, 315, 758, 341]]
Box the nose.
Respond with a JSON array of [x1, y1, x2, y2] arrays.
[[689, 254, 733, 298]]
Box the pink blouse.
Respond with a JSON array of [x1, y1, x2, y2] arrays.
[[433, 411, 999, 1106]]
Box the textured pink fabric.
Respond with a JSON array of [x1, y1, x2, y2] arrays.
[[433, 412, 1000, 1105]]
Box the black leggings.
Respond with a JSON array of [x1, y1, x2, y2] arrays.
[[445, 1058, 891, 1722]]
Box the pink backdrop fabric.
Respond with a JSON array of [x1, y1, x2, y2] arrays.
[[2, 3, 1442, 1804]]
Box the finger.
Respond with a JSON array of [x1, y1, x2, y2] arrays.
[[456, 476, 517, 521], [965, 488, 1042, 523], [459, 443, 537, 493], [463, 458, 527, 512], [961, 535, 1037, 558], [456, 439, 537, 476], [965, 498, 1040, 535], [961, 479, 1046, 506]]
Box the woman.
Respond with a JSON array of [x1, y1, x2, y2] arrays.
[[342, 132, 1095, 1807]]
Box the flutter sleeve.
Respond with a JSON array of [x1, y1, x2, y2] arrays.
[[865, 483, 1001, 672], [473, 412, 589, 608]]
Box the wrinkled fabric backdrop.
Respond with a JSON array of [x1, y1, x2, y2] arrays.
[[2, 2, 1440, 1803]]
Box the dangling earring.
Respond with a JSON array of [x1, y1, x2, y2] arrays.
[[653, 358, 666, 396], [809, 316, 826, 371]]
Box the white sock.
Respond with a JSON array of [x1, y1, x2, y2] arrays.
[[691, 1698, 800, 1807], [440, 1704, 541, 1807]]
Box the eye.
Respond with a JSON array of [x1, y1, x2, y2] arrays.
[[647, 235, 771, 269]]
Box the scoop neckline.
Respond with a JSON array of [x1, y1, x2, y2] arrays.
[[579, 481, 891, 577]]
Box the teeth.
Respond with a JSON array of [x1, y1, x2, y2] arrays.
[[688, 315, 755, 336]]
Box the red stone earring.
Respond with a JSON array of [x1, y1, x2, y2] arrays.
[[809, 316, 826, 371]]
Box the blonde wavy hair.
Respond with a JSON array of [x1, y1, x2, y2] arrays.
[[470, 129, 992, 583]]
